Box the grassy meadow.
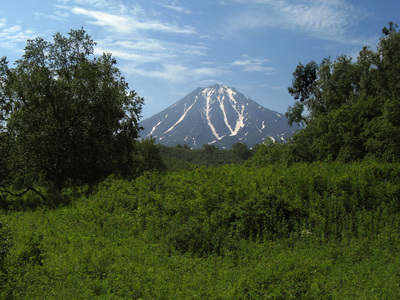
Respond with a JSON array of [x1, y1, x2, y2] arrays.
[[1, 160, 400, 298]]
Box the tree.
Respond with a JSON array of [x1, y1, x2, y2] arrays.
[[232, 142, 251, 160], [287, 61, 318, 103], [248, 139, 293, 166], [317, 56, 361, 112], [202, 144, 217, 154], [133, 139, 166, 176], [285, 22, 400, 163], [285, 101, 307, 127], [0, 28, 144, 194]]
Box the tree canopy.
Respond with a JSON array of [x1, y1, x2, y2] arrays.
[[0, 28, 144, 194], [285, 22, 400, 163]]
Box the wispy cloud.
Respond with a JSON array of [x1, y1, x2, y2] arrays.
[[50, 2, 271, 87], [58, 0, 109, 7], [232, 55, 275, 73], [133, 63, 188, 82], [0, 21, 36, 49], [225, 0, 368, 43], [126, 62, 230, 82], [94, 47, 159, 64], [49, 1, 211, 86], [71, 7, 195, 34], [94, 36, 208, 70], [0, 18, 6, 29], [160, 4, 191, 14], [192, 66, 231, 78]]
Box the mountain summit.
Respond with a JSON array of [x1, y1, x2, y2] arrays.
[[140, 84, 300, 149]]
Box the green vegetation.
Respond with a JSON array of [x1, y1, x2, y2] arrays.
[[1, 24, 400, 298], [285, 22, 400, 163], [0, 28, 145, 198], [159, 142, 255, 170], [1, 161, 400, 298]]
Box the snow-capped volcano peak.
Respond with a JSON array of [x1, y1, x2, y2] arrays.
[[201, 85, 246, 138], [140, 84, 300, 149]]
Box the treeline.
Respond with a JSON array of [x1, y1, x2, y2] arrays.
[[158, 142, 255, 170]]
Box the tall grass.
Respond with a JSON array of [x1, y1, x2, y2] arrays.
[[1, 160, 400, 298]]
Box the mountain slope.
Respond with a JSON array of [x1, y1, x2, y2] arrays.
[[140, 84, 301, 148]]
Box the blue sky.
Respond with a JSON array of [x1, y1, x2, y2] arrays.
[[1, 0, 399, 119]]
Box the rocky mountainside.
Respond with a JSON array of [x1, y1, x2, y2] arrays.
[[140, 84, 301, 149]]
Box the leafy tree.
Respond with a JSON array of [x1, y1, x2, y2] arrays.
[[0, 58, 11, 189], [202, 144, 217, 154], [0, 28, 144, 194], [248, 139, 293, 166], [133, 139, 166, 176], [232, 142, 252, 160], [285, 101, 307, 127], [287, 61, 318, 103], [318, 55, 361, 111], [288, 56, 361, 121], [285, 22, 400, 163], [363, 97, 400, 161], [287, 61, 324, 117]]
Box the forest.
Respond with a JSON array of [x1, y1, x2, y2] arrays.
[[0, 24, 400, 298]]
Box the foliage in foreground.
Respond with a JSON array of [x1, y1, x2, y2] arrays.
[[1, 161, 400, 298]]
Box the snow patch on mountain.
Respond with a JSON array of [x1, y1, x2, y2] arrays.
[[150, 120, 162, 136], [209, 85, 246, 137], [226, 87, 237, 103], [202, 87, 221, 140], [149, 114, 168, 136], [230, 104, 246, 136], [164, 99, 197, 134]]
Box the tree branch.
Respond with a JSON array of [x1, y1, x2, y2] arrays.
[[0, 185, 47, 201]]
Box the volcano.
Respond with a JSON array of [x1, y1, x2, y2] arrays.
[[140, 84, 301, 149]]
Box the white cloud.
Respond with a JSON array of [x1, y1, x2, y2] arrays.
[[3, 25, 22, 34], [0, 18, 6, 29], [192, 66, 231, 77], [52, 2, 212, 86], [94, 48, 159, 64], [134, 63, 188, 81], [57, 0, 108, 7], [126, 61, 231, 84], [160, 4, 191, 14], [225, 0, 367, 43], [44, 5, 72, 21], [232, 55, 275, 73], [71, 7, 195, 35], [94, 36, 208, 68], [72, 7, 132, 33], [49, 1, 210, 88], [0, 21, 36, 49]]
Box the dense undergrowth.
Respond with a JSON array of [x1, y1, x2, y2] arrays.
[[1, 160, 400, 298]]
